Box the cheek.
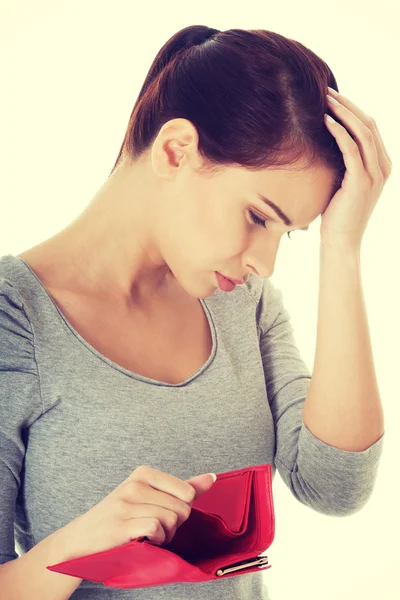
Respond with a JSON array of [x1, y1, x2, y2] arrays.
[[212, 212, 250, 255], [188, 200, 250, 255]]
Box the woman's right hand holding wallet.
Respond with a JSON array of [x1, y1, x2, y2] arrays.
[[54, 465, 217, 561]]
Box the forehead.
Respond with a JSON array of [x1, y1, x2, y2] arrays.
[[245, 164, 336, 224], [254, 164, 334, 195]]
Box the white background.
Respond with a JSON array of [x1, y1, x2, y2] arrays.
[[1, 1, 399, 599]]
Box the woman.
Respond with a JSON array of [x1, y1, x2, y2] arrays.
[[0, 25, 390, 600]]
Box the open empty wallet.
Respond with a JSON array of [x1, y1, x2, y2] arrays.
[[46, 463, 275, 589]]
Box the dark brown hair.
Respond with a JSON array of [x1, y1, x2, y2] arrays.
[[109, 25, 345, 192]]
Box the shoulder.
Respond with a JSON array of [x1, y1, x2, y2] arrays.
[[0, 255, 35, 355], [0, 258, 43, 455]]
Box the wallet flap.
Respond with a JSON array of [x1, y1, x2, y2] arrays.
[[47, 537, 209, 586], [190, 469, 252, 533]]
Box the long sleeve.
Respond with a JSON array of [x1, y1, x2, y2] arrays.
[[257, 278, 384, 517], [0, 278, 43, 565]]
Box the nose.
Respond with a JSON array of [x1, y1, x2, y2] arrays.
[[246, 240, 280, 279]]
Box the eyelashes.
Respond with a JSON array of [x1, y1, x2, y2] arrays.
[[248, 210, 293, 240], [248, 210, 266, 227]]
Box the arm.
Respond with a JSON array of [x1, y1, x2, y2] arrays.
[[303, 243, 384, 452], [0, 279, 82, 599], [0, 528, 83, 600]]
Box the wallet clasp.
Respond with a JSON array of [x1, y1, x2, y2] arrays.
[[216, 555, 269, 576]]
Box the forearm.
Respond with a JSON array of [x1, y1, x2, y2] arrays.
[[302, 242, 385, 452], [0, 528, 83, 600]]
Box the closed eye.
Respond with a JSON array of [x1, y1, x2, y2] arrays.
[[248, 210, 267, 227], [248, 210, 308, 238]]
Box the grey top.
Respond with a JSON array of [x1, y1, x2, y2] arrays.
[[0, 253, 384, 600]]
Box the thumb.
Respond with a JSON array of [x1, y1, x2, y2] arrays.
[[185, 473, 217, 501]]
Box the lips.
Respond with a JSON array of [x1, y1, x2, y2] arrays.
[[219, 273, 244, 285]]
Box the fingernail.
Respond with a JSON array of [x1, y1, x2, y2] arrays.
[[209, 473, 217, 482], [328, 86, 339, 96]]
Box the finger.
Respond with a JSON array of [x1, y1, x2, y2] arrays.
[[369, 119, 392, 177], [324, 114, 365, 180], [329, 87, 392, 168], [328, 88, 391, 176], [326, 96, 382, 183]]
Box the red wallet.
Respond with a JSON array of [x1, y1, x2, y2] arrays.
[[46, 464, 274, 589]]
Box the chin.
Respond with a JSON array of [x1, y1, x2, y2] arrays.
[[172, 270, 219, 300]]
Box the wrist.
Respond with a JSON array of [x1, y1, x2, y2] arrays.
[[46, 523, 82, 564], [320, 236, 361, 256]]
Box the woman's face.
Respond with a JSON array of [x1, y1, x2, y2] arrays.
[[153, 120, 337, 297]]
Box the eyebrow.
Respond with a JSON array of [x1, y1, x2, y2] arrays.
[[257, 193, 309, 231]]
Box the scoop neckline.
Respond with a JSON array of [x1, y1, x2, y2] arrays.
[[6, 254, 218, 388]]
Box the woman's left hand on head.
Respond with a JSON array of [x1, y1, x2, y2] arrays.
[[319, 87, 392, 251]]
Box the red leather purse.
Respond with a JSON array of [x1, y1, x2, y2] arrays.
[[46, 464, 274, 589]]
